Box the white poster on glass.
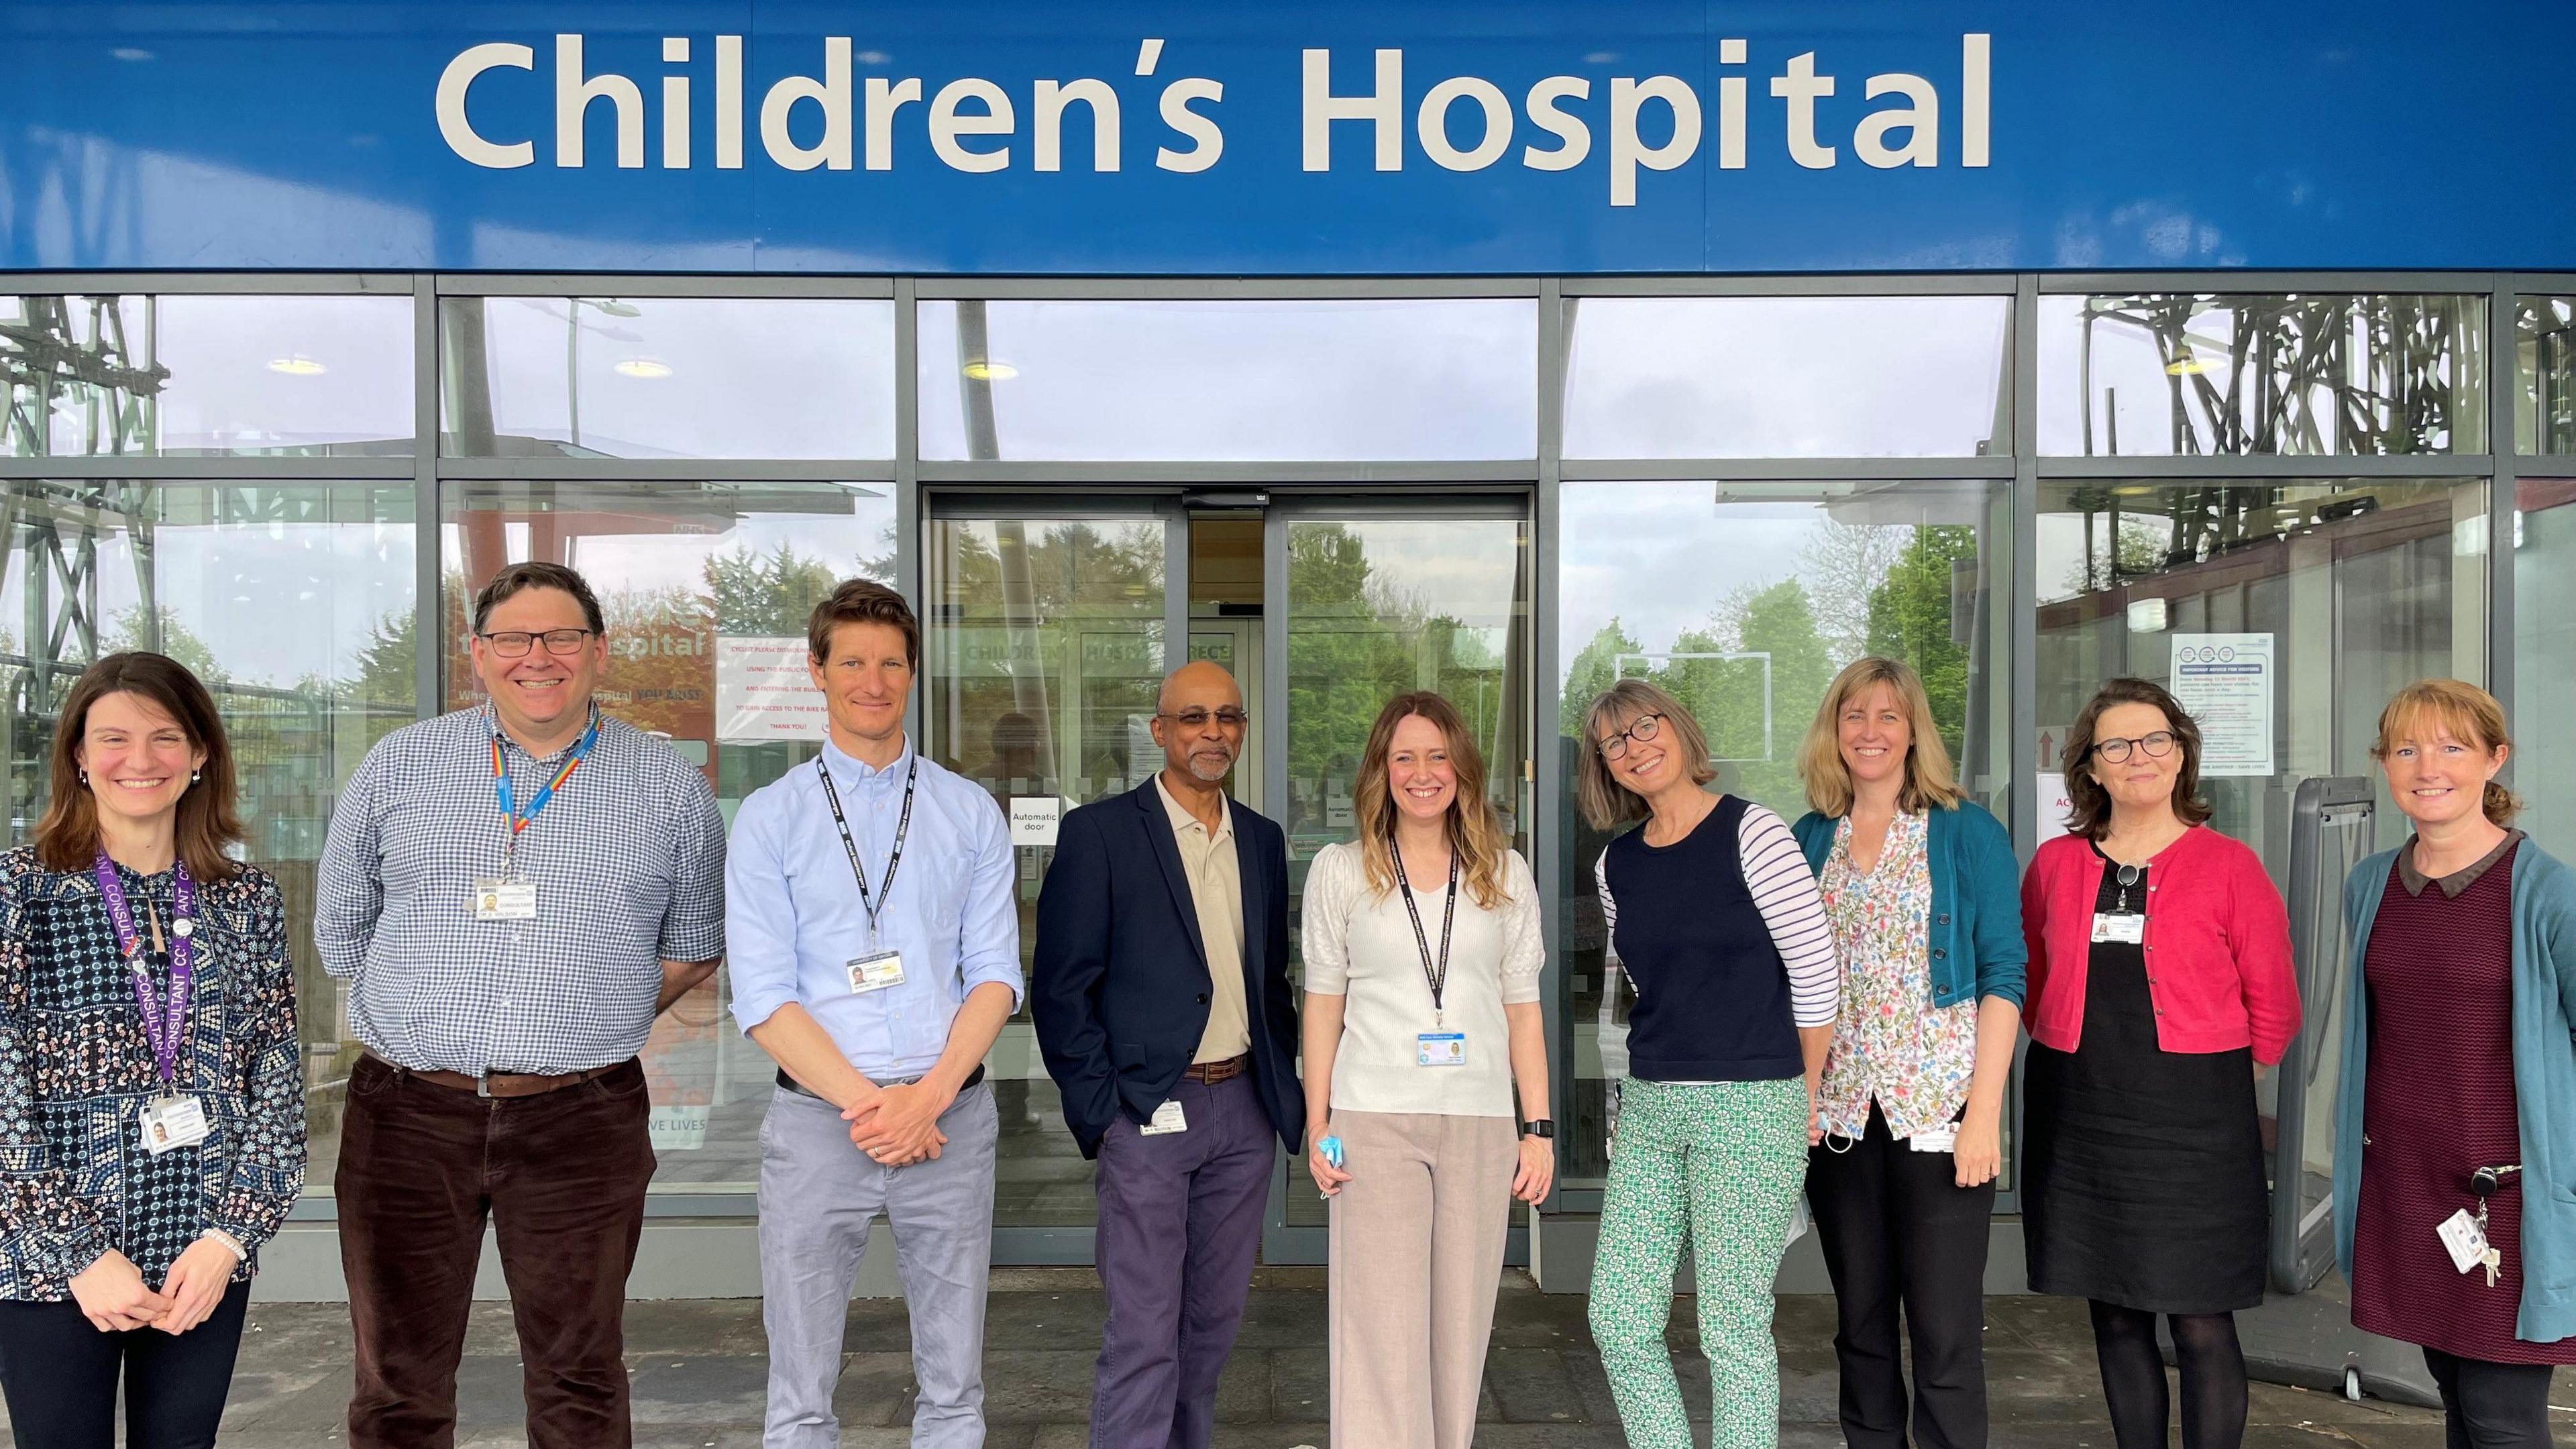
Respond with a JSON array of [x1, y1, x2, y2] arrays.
[[716, 637, 826, 743], [2171, 633, 2274, 777]]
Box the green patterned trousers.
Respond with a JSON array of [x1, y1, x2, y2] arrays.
[[1587, 1076, 1809, 1449]]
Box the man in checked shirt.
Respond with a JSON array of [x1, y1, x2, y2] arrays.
[[315, 561, 727, 1449]]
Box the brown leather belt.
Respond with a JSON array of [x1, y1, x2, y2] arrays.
[[366, 1053, 621, 1099], [1182, 1054, 1249, 1084], [775, 1064, 985, 1099]]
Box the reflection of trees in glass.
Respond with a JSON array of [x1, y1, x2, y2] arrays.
[[1866, 527, 1976, 754], [706, 543, 842, 635], [2074, 294, 2481, 455], [107, 605, 225, 684]]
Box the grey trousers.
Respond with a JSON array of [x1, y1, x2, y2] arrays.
[[758, 1081, 1000, 1449]]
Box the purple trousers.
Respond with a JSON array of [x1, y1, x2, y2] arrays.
[[1089, 1071, 1276, 1449]]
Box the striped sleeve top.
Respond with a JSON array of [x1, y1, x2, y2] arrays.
[[1595, 796, 1839, 1081]]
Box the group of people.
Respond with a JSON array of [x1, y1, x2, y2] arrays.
[[0, 557, 2564, 1449]]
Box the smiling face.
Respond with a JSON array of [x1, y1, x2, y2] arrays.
[[1387, 712, 1458, 828], [1149, 661, 1244, 784], [810, 619, 915, 750], [2381, 710, 2507, 831], [1837, 681, 1912, 795], [1597, 704, 1682, 802], [470, 586, 605, 743], [2086, 700, 2184, 816], [75, 690, 205, 833]]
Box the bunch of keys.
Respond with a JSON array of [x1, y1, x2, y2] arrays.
[[2471, 1165, 2520, 1287]]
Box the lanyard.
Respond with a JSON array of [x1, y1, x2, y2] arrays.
[[93, 852, 195, 1087], [492, 712, 600, 865], [1390, 843, 1458, 1026], [816, 751, 918, 945]]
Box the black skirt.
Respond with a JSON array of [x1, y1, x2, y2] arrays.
[[2022, 853, 2269, 1314]]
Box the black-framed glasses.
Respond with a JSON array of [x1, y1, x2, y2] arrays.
[[480, 628, 595, 659], [1599, 712, 1665, 761], [2092, 731, 2178, 764], [1159, 708, 1248, 731]]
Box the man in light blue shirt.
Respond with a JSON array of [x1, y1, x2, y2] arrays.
[[726, 579, 1020, 1449]]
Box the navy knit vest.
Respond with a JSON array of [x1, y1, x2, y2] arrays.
[[1603, 795, 1802, 1081]]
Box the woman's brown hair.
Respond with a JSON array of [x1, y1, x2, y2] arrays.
[[2059, 676, 2211, 840], [1796, 656, 1965, 818], [2371, 678, 2521, 827], [1353, 691, 1512, 910], [35, 652, 244, 881], [1575, 678, 1717, 829]]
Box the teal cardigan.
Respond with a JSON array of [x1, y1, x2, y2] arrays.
[[2333, 841, 2576, 1344], [1790, 800, 2027, 1009]]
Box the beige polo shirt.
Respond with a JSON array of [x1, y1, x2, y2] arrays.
[[1155, 773, 1252, 1063]]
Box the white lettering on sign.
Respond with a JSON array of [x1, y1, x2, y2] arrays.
[[436, 32, 1995, 205]]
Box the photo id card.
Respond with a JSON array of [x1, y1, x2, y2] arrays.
[[2090, 912, 2145, 945], [140, 1095, 209, 1155], [1141, 1099, 1189, 1136], [845, 951, 906, 994], [1417, 1032, 1467, 1067], [472, 877, 537, 921], [2437, 1208, 2491, 1274], [1908, 1126, 1960, 1154]]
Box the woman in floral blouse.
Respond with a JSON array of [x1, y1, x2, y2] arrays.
[[0, 652, 303, 1449], [1791, 658, 2026, 1449]]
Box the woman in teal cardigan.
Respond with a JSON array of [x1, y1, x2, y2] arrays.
[[1790, 657, 2025, 1449], [2333, 679, 2576, 1448]]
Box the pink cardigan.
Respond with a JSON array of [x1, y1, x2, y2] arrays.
[[2019, 826, 2301, 1064]]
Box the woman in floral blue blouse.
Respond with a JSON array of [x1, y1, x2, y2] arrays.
[[0, 652, 304, 1449]]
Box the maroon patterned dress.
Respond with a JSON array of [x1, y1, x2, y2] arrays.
[[2351, 834, 2576, 1363]]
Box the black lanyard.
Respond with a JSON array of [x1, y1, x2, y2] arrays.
[[1390, 843, 1459, 1025], [815, 753, 917, 943]]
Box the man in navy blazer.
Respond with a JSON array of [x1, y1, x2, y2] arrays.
[[1033, 659, 1302, 1449]]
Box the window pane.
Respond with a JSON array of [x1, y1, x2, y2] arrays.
[[441, 480, 896, 1194], [440, 297, 897, 460], [0, 479, 418, 1195], [2514, 297, 2576, 455], [917, 299, 1538, 460], [2, 294, 415, 457], [924, 512, 1170, 1228], [1562, 297, 2012, 458], [2037, 478, 2487, 875], [1556, 480, 2010, 1187], [2039, 294, 2487, 455], [2515, 478, 2576, 843]]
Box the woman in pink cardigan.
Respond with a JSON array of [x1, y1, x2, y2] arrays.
[[2019, 677, 2298, 1449]]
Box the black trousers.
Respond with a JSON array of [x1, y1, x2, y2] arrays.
[[0, 1277, 251, 1449], [1807, 1100, 1998, 1449], [2423, 1347, 2557, 1449]]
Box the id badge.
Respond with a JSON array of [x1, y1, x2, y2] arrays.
[[1908, 1126, 1959, 1154], [1141, 1099, 1189, 1136], [2436, 1208, 2490, 1273], [845, 950, 906, 994], [140, 1095, 209, 1155], [2090, 911, 2145, 945], [472, 877, 537, 921], [1417, 1032, 1466, 1067]]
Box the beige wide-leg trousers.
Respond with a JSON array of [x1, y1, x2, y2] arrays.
[[1326, 1109, 1521, 1449]]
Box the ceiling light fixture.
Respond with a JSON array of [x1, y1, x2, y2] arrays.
[[961, 359, 1018, 382], [2164, 345, 2207, 376], [265, 355, 327, 376], [612, 357, 673, 379]]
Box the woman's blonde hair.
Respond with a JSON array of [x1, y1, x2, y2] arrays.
[[1796, 657, 1964, 818], [2371, 678, 2521, 826], [1354, 691, 1512, 910], [1574, 678, 1716, 830]]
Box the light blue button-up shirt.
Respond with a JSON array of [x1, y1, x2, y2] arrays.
[[724, 736, 1022, 1079]]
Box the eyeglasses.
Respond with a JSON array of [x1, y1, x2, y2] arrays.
[[1599, 712, 1664, 761], [2092, 731, 2178, 764], [1159, 708, 1248, 731], [480, 628, 596, 659]]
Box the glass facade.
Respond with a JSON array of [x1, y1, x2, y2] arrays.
[[0, 278, 2551, 1257]]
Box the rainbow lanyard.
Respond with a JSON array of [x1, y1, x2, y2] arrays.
[[492, 710, 600, 872]]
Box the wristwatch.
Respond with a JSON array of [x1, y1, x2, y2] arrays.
[[1521, 1118, 1555, 1140]]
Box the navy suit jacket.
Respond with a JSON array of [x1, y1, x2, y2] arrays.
[[1032, 779, 1304, 1159]]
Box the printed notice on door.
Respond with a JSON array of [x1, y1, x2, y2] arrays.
[[716, 637, 827, 743], [2171, 633, 2273, 777]]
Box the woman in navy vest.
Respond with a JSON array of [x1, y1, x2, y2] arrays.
[[1578, 678, 1839, 1449], [1790, 657, 2025, 1449]]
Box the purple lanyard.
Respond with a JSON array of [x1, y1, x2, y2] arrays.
[[92, 852, 194, 1087]]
